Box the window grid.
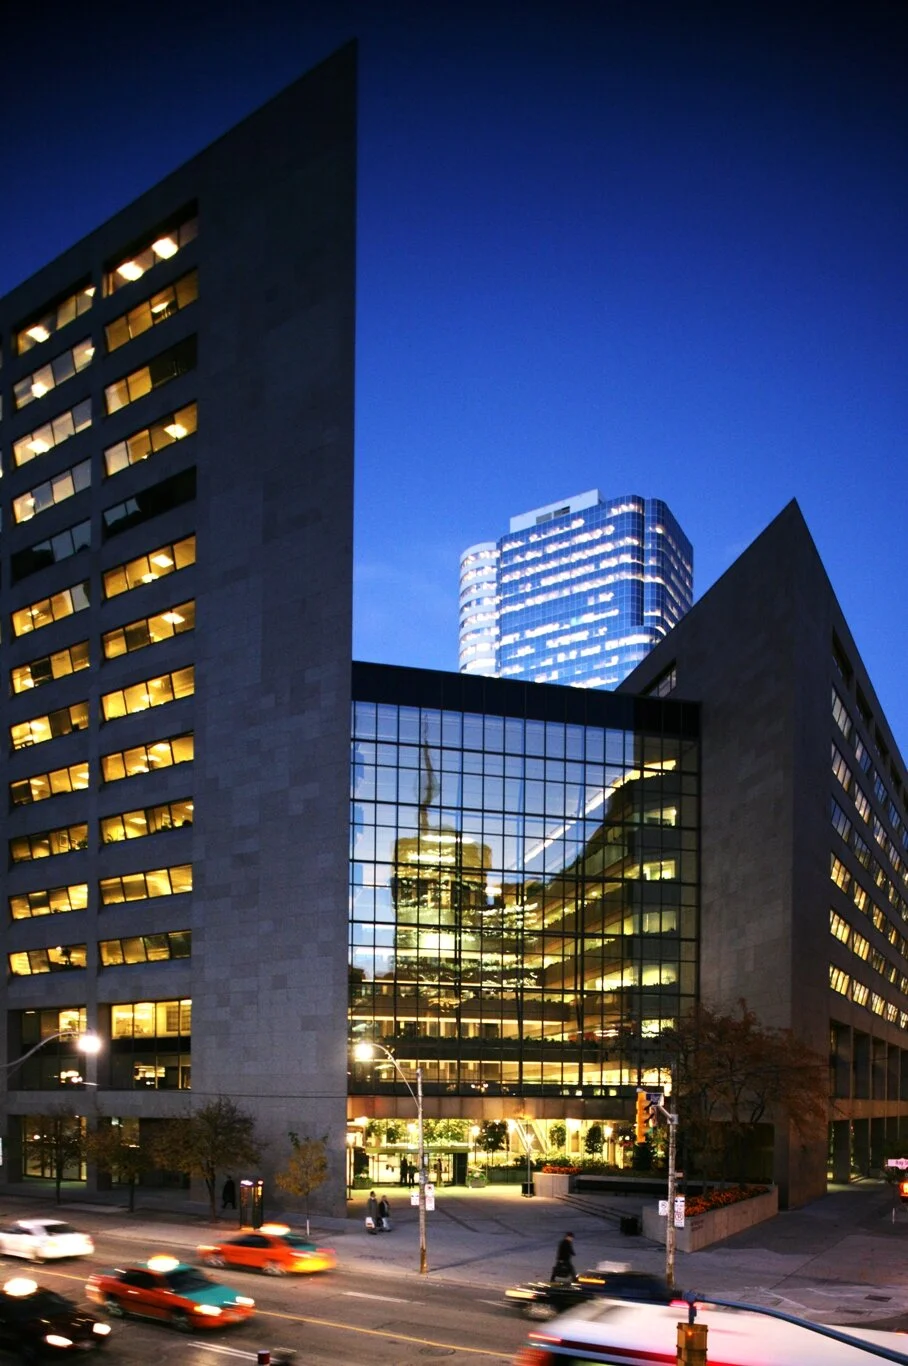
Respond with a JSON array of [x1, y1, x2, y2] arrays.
[[11, 641, 90, 695], [104, 403, 197, 478]]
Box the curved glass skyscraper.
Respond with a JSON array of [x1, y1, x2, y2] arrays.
[[459, 491, 692, 689]]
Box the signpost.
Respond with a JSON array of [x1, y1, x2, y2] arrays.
[[638, 1086, 680, 1287]]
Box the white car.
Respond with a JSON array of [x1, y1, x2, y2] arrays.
[[0, 1218, 94, 1262]]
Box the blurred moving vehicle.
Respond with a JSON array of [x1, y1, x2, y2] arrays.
[[511, 1298, 908, 1364], [85, 1255, 254, 1332], [505, 1264, 678, 1320], [198, 1224, 336, 1275], [0, 1219, 94, 1263], [0, 1276, 110, 1359]]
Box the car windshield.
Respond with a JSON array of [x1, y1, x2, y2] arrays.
[[164, 1268, 213, 1294], [37, 1222, 77, 1236], [4, 1290, 72, 1317], [283, 1235, 317, 1250]]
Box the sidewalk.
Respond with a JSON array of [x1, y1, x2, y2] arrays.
[[4, 1179, 908, 1327]]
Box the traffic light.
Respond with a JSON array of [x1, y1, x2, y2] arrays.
[[635, 1090, 649, 1144]]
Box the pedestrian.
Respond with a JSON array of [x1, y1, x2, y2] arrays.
[[366, 1190, 379, 1226], [378, 1194, 391, 1231], [221, 1176, 237, 1210], [550, 1231, 576, 1281], [400, 1156, 410, 1186], [408, 1162, 416, 1187]]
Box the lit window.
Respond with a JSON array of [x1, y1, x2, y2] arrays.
[[16, 283, 95, 354], [105, 213, 197, 294]]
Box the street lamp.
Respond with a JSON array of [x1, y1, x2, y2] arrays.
[[2, 1031, 102, 1080], [353, 1041, 427, 1274], [508, 1117, 534, 1196]]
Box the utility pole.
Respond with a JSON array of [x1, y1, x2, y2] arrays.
[[664, 1107, 679, 1289]]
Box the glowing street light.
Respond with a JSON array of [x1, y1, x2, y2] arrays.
[[2, 1031, 102, 1079], [353, 1041, 427, 1274]]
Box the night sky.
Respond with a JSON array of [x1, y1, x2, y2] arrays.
[[2, 2, 905, 744]]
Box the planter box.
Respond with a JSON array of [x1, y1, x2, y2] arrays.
[[642, 1187, 778, 1252], [533, 1172, 571, 1198]]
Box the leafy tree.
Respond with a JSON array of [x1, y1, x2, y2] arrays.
[[275, 1132, 328, 1236], [151, 1095, 262, 1220], [477, 1120, 507, 1154], [661, 1001, 828, 1183], [33, 1107, 85, 1204], [548, 1122, 567, 1152], [423, 1118, 468, 1143], [85, 1120, 156, 1212], [584, 1123, 604, 1157]]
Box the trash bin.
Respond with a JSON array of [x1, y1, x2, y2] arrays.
[[521, 1181, 535, 1197], [619, 1215, 640, 1235]]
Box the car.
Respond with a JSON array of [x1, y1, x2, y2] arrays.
[[197, 1223, 336, 1276], [511, 1297, 908, 1365], [85, 1255, 254, 1332], [0, 1276, 111, 1360], [0, 1219, 94, 1263], [505, 1263, 679, 1320]]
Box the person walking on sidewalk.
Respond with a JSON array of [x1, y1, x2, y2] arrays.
[[221, 1176, 237, 1211], [551, 1231, 576, 1281]]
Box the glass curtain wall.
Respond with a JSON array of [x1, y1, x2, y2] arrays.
[[349, 679, 698, 1108]]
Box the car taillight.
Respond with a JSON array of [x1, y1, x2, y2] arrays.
[[514, 1350, 559, 1365]]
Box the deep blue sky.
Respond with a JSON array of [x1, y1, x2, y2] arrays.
[[2, 3, 906, 746]]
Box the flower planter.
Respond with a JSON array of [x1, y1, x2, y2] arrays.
[[642, 1187, 778, 1252]]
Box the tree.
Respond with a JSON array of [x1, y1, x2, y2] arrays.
[[584, 1123, 604, 1157], [548, 1122, 567, 1153], [84, 1120, 156, 1212], [151, 1095, 262, 1220], [477, 1120, 507, 1155], [274, 1132, 329, 1236], [34, 1107, 85, 1204], [661, 1001, 828, 1183]]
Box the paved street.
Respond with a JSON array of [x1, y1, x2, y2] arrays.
[[4, 1176, 908, 1330]]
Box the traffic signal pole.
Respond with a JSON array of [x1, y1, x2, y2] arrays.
[[665, 1108, 679, 1289]]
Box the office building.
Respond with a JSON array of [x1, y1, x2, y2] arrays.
[[620, 501, 908, 1205], [459, 491, 693, 689], [0, 46, 357, 1209]]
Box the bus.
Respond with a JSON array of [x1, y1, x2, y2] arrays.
[[513, 1298, 908, 1365]]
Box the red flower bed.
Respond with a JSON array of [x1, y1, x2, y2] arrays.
[[684, 1184, 770, 1217], [541, 1164, 581, 1175]]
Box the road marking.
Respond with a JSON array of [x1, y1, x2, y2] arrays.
[[342, 1290, 412, 1303], [188, 1345, 262, 1360]]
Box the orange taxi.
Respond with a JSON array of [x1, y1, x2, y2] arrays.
[[198, 1224, 336, 1276]]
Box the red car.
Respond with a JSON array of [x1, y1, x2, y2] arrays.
[[85, 1255, 254, 1332], [198, 1224, 336, 1276]]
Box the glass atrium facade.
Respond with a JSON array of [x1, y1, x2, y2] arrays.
[[349, 665, 699, 1127], [460, 491, 693, 690]]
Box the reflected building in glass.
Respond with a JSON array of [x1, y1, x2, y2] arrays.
[[459, 491, 693, 689], [350, 664, 699, 1139]]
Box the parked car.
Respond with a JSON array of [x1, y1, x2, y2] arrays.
[[85, 1255, 254, 1332], [505, 1265, 679, 1320], [0, 1220, 94, 1263], [198, 1224, 336, 1275], [0, 1276, 111, 1360]]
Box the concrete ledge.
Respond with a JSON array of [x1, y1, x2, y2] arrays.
[[642, 1187, 778, 1252], [534, 1173, 571, 1197]]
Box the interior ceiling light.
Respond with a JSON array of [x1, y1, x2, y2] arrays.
[[28, 439, 50, 454], [163, 423, 187, 439], [162, 612, 184, 625], [152, 237, 178, 258], [26, 324, 50, 343], [117, 261, 144, 281], [150, 554, 174, 568]]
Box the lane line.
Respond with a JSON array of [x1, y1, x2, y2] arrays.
[[342, 1290, 412, 1302]]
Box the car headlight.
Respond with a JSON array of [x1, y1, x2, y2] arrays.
[[93, 1322, 112, 1336], [235, 1295, 255, 1307], [45, 1335, 73, 1348], [506, 1288, 535, 1301], [195, 1303, 222, 1316]]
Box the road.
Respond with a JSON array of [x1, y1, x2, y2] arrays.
[[0, 1223, 530, 1365]]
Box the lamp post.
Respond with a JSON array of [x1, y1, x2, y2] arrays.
[[2, 1031, 101, 1079], [509, 1117, 534, 1196], [354, 1041, 427, 1274]]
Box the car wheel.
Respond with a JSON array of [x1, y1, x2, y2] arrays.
[[104, 1296, 125, 1318], [30, 1249, 44, 1264], [171, 1310, 192, 1332], [204, 1253, 226, 1268], [263, 1259, 286, 1276], [526, 1301, 557, 1321]]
